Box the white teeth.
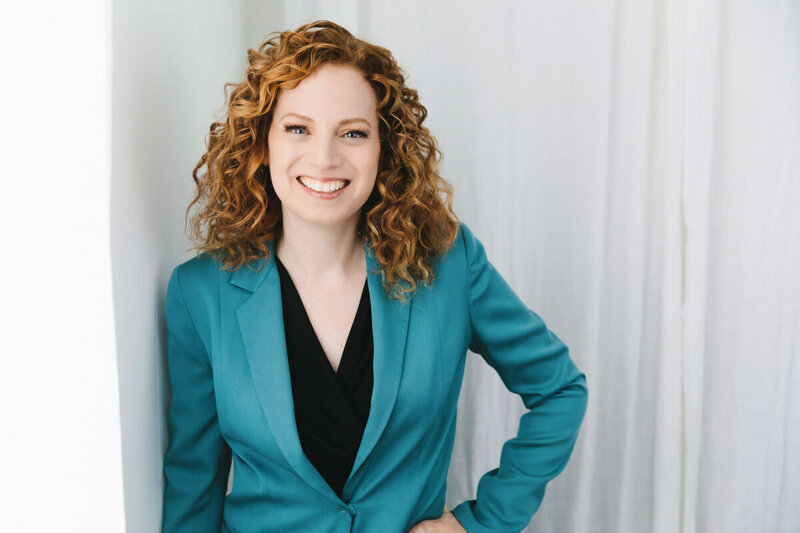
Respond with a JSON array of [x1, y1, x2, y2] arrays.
[[298, 177, 348, 193]]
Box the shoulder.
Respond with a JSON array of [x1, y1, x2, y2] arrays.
[[167, 252, 224, 321], [436, 220, 481, 270], [456, 220, 485, 263], [431, 220, 497, 303], [423, 221, 480, 297], [170, 251, 222, 290]]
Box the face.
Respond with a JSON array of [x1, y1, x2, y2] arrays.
[[265, 63, 381, 235]]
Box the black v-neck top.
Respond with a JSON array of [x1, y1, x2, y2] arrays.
[[274, 255, 374, 498]]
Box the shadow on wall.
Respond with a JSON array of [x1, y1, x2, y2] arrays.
[[109, 1, 284, 531]]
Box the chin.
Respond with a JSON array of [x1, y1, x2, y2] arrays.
[[290, 207, 360, 226]]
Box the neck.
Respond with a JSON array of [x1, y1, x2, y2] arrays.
[[275, 212, 365, 285]]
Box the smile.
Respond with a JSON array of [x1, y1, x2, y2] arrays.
[[296, 176, 351, 197], [297, 176, 350, 192]]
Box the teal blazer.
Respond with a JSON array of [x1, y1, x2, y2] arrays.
[[161, 221, 588, 533]]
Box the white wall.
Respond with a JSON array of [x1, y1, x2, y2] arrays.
[[111, 1, 253, 530]]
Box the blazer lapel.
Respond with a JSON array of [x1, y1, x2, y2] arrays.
[[232, 237, 412, 502]]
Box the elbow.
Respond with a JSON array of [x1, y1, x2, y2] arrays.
[[566, 372, 589, 429], [544, 371, 588, 427], [577, 370, 588, 408]]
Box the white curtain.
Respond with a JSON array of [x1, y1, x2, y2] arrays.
[[273, 1, 800, 532]]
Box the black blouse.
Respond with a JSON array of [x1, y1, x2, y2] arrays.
[[274, 255, 374, 498]]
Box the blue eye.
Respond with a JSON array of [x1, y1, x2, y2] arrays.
[[345, 130, 368, 139], [285, 124, 306, 134]]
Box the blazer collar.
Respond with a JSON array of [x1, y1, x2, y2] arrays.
[[232, 237, 411, 504]]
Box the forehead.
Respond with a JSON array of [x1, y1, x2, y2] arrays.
[[273, 64, 377, 120]]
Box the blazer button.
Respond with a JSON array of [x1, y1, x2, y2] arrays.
[[339, 508, 353, 525]]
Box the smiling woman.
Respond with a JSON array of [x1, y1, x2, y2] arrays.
[[162, 19, 587, 533]]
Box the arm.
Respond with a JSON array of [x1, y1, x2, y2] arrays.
[[450, 223, 588, 533], [161, 264, 231, 532]]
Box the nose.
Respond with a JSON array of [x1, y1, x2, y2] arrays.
[[308, 131, 343, 169]]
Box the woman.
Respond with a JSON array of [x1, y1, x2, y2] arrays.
[[162, 20, 588, 533]]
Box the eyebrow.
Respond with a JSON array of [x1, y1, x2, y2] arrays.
[[279, 112, 373, 128]]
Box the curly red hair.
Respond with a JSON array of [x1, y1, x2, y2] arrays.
[[186, 19, 460, 302]]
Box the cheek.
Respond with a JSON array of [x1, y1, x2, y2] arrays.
[[355, 143, 381, 177], [265, 141, 293, 180]]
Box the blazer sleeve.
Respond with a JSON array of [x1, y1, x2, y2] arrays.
[[161, 264, 231, 532], [450, 223, 588, 533]]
